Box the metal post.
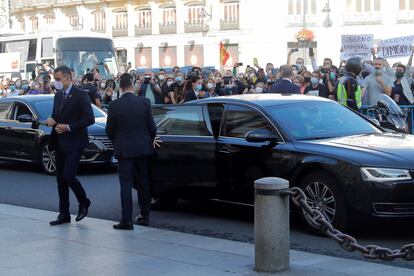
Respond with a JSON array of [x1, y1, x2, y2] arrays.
[[254, 177, 289, 273]]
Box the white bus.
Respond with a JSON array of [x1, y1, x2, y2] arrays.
[[0, 32, 119, 80]]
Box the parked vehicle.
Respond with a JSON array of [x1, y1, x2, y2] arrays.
[[0, 95, 115, 174], [150, 94, 414, 230]]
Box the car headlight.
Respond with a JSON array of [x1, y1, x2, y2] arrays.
[[361, 167, 412, 182]]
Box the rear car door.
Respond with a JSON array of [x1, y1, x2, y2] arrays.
[[215, 103, 285, 203], [0, 101, 16, 158], [7, 101, 41, 160], [151, 104, 217, 198]]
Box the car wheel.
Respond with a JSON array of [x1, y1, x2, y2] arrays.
[[150, 194, 178, 210], [299, 172, 347, 232], [40, 142, 56, 175]]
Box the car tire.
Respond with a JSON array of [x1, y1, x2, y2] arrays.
[[299, 171, 348, 232], [150, 194, 178, 211], [39, 142, 56, 175]]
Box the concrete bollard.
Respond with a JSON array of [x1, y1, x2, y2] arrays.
[[254, 177, 290, 273]]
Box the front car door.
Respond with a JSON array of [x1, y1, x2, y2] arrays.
[[0, 100, 17, 158], [215, 103, 285, 203], [151, 104, 217, 199]]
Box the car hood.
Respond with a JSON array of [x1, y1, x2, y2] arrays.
[[294, 133, 414, 169], [87, 117, 107, 135]]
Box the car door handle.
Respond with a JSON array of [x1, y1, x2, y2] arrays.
[[218, 150, 231, 155]]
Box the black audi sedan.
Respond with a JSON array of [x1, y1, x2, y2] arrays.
[[0, 95, 115, 175], [150, 94, 414, 230]]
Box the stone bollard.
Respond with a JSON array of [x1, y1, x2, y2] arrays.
[[254, 177, 290, 273]]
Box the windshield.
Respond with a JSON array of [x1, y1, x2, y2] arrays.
[[265, 101, 381, 140], [32, 100, 106, 121]]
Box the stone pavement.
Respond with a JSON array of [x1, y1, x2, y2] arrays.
[[0, 204, 412, 276]]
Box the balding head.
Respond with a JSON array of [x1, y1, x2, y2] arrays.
[[280, 64, 294, 79]]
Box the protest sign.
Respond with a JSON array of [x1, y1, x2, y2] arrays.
[[377, 35, 414, 58], [341, 34, 373, 61]]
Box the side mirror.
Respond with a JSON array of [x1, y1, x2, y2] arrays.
[[17, 114, 34, 123], [245, 129, 279, 143]]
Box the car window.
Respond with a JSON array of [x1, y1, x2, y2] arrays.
[[13, 103, 33, 120], [0, 102, 13, 120], [154, 105, 211, 136], [221, 105, 274, 138]]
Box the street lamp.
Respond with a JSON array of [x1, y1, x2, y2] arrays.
[[322, 0, 333, 28]]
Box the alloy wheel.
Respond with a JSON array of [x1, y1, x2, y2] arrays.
[[303, 181, 336, 223], [42, 144, 56, 174]]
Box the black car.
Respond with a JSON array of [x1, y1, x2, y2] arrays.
[[151, 94, 414, 230], [0, 95, 115, 174]]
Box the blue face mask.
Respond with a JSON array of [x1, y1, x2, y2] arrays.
[[196, 84, 202, 91], [10, 85, 16, 91], [311, 77, 319, 85], [22, 84, 29, 91], [176, 77, 182, 82], [329, 72, 336, 80]]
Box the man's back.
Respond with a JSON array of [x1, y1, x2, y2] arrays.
[[269, 79, 300, 94], [106, 93, 156, 159]]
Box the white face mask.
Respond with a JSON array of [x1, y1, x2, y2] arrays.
[[167, 81, 174, 87], [100, 83, 106, 89], [54, 81, 64, 91], [207, 83, 214, 90], [159, 75, 165, 81]]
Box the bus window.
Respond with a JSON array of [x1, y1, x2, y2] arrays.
[[41, 38, 53, 58], [3, 39, 37, 71]]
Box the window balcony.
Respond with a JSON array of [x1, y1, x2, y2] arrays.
[[112, 27, 128, 37], [184, 22, 209, 33], [135, 25, 152, 36], [159, 23, 176, 34], [343, 12, 382, 25], [396, 10, 414, 24], [220, 19, 239, 31], [286, 15, 317, 27]]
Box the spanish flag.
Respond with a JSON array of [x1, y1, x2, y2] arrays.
[[220, 42, 230, 66]]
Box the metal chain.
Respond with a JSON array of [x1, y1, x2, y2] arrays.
[[280, 187, 414, 262]]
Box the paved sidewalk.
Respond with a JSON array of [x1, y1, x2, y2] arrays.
[[0, 204, 412, 276]]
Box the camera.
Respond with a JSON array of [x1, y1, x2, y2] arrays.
[[43, 75, 50, 83], [234, 62, 243, 68], [223, 76, 232, 85]]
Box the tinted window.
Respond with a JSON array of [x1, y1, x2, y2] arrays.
[[221, 105, 274, 138], [0, 102, 12, 120], [32, 100, 106, 121], [154, 106, 210, 136], [13, 103, 33, 120], [265, 101, 381, 140]]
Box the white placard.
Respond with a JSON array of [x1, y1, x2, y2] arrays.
[[0, 52, 20, 73], [341, 34, 374, 61], [377, 35, 414, 58]]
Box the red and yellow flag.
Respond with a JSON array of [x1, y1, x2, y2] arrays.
[[220, 42, 230, 66]]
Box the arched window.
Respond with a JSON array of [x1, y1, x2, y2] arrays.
[[114, 10, 128, 30], [92, 10, 106, 32], [137, 9, 152, 28]]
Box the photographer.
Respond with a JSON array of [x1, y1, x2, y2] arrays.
[[138, 71, 162, 105], [42, 74, 53, 94], [320, 67, 338, 97]]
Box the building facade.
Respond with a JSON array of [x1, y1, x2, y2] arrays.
[[7, 0, 414, 71], [0, 0, 10, 32]]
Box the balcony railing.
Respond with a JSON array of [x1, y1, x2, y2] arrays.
[[135, 25, 152, 36], [91, 27, 106, 33], [286, 15, 317, 27], [184, 22, 208, 33], [343, 12, 382, 25], [112, 27, 128, 37], [396, 10, 414, 24], [159, 23, 176, 34], [220, 19, 240, 31]]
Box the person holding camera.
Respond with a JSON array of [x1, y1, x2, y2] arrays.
[[138, 71, 162, 105], [287, 49, 307, 76]]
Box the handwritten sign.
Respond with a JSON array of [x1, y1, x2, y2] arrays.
[[377, 35, 414, 58], [0, 52, 20, 73], [341, 34, 373, 61]]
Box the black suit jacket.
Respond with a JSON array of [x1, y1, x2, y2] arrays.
[[184, 89, 197, 102], [51, 85, 95, 152], [105, 93, 157, 159], [269, 79, 300, 94]]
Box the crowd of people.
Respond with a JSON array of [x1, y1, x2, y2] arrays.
[[2, 46, 414, 111]]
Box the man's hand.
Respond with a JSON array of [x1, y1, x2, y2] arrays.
[[46, 118, 57, 127], [55, 124, 70, 134], [371, 47, 376, 56], [153, 136, 162, 149]]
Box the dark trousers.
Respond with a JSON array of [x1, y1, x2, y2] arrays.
[[118, 157, 151, 223], [55, 148, 89, 216]]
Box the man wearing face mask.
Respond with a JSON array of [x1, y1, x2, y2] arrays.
[[362, 57, 393, 106], [287, 49, 307, 76], [8, 81, 19, 97], [46, 65, 95, 226], [391, 64, 414, 105], [304, 71, 329, 98], [138, 71, 162, 105], [169, 72, 185, 103]]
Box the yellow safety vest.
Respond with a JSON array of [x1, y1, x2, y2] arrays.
[[337, 82, 362, 109]]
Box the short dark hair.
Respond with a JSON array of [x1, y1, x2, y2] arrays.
[[85, 73, 94, 82], [119, 73, 133, 90], [105, 79, 116, 90], [396, 64, 406, 72], [54, 66, 72, 79]]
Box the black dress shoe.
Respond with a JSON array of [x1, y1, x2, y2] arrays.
[[134, 214, 149, 226], [50, 214, 71, 226], [76, 199, 91, 222], [113, 221, 134, 230]]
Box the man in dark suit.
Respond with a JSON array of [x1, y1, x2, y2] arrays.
[[47, 66, 95, 226], [269, 65, 301, 94], [106, 73, 158, 230]]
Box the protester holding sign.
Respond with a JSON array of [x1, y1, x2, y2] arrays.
[[377, 36, 414, 59], [341, 34, 374, 61]]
